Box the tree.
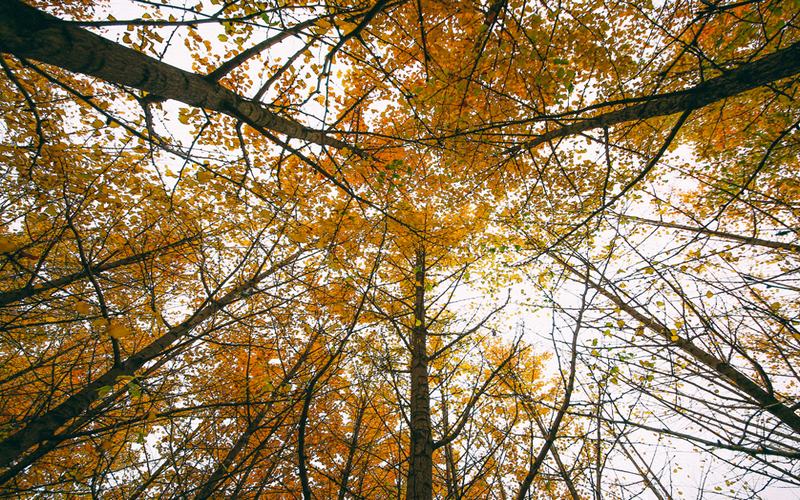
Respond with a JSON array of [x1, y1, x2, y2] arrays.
[[0, 0, 799, 497]]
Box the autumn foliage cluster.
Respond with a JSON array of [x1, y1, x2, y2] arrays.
[[0, 0, 799, 497]]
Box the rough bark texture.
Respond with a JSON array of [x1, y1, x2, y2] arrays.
[[406, 249, 433, 500], [508, 40, 800, 154], [0, 0, 349, 150]]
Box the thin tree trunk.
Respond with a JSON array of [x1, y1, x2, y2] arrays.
[[517, 278, 587, 500], [441, 395, 459, 500], [193, 338, 316, 499], [595, 385, 603, 500], [616, 433, 668, 500], [544, 441, 581, 499], [337, 397, 367, 500], [0, 251, 300, 471], [406, 248, 432, 500], [297, 246, 382, 499], [550, 251, 800, 434], [616, 214, 800, 253]]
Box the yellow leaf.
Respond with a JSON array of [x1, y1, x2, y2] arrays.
[[339, 20, 358, 31], [107, 321, 131, 339], [196, 170, 212, 183], [74, 301, 92, 315], [0, 237, 16, 254]]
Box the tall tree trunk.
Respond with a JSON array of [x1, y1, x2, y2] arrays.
[[337, 397, 367, 500], [406, 248, 433, 500], [0, 0, 347, 150], [505, 40, 800, 155]]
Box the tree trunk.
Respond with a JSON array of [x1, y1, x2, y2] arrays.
[[503, 40, 800, 154], [0, 0, 347, 150], [0, 252, 300, 472], [337, 398, 367, 500], [406, 248, 433, 500]]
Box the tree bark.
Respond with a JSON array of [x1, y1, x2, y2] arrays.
[[507, 40, 800, 154], [0, 1, 348, 150], [406, 248, 433, 500]]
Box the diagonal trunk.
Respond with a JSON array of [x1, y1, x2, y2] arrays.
[[616, 215, 800, 253], [193, 337, 316, 499], [0, 251, 300, 472], [337, 397, 367, 500], [551, 251, 800, 435], [505, 40, 800, 155], [0, 1, 347, 150]]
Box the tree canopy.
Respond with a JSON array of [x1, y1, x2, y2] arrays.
[[0, 0, 799, 497]]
